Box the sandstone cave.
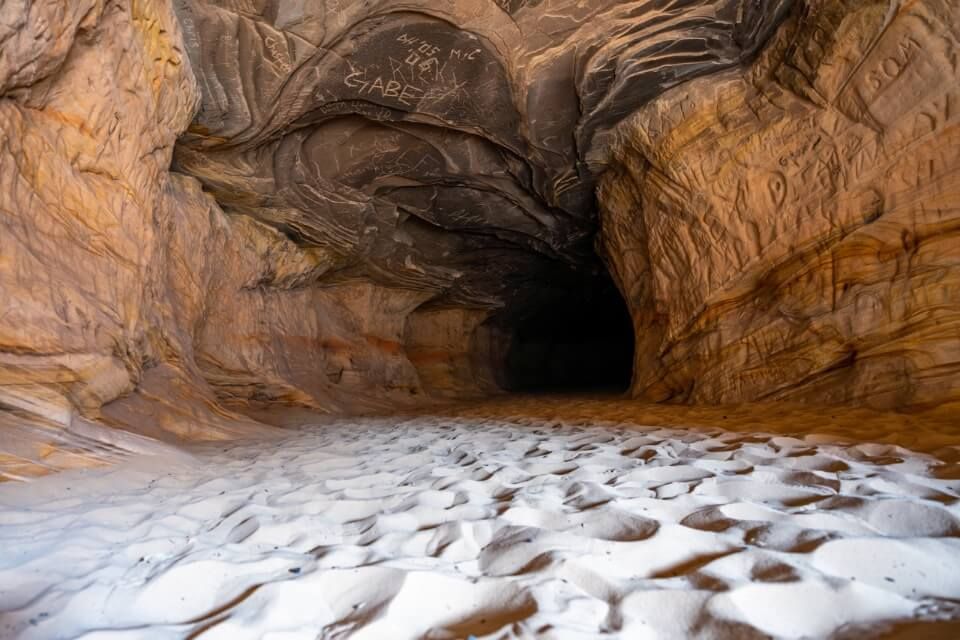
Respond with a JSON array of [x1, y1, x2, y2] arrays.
[[2, 1, 960, 638]]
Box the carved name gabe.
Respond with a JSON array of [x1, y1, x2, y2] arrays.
[[344, 68, 424, 106]]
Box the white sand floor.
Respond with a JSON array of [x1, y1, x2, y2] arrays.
[[2, 411, 960, 639]]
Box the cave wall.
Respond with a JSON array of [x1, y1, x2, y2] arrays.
[[599, 0, 960, 409], [0, 0, 958, 476], [163, 0, 789, 403], [0, 0, 488, 478], [0, 0, 217, 477]]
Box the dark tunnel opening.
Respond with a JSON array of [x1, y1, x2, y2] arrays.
[[499, 270, 635, 394]]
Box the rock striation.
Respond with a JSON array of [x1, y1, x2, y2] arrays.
[[0, 0, 957, 478], [167, 0, 789, 398], [599, 0, 960, 409]]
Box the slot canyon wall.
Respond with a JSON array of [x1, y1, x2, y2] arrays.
[[0, 0, 957, 478]]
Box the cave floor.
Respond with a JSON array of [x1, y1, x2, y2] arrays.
[[2, 397, 960, 639]]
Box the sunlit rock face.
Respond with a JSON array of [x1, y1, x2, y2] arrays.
[[0, 0, 220, 477], [598, 0, 960, 409]]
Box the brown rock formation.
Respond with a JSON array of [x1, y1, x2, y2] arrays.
[[0, 0, 957, 478], [599, 0, 960, 409], [166, 0, 786, 400], [0, 0, 210, 477]]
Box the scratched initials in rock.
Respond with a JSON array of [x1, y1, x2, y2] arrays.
[[397, 34, 443, 76], [450, 48, 482, 61], [344, 67, 424, 106], [263, 36, 292, 74], [865, 36, 921, 93]]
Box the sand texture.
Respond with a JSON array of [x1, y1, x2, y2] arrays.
[[2, 406, 960, 639]]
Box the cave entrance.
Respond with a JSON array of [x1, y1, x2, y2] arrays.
[[499, 270, 634, 394]]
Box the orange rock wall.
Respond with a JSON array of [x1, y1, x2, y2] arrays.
[[599, 0, 960, 409]]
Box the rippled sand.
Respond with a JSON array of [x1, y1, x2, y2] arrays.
[[2, 401, 960, 639]]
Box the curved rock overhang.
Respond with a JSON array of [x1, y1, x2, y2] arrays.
[[171, 0, 791, 313]]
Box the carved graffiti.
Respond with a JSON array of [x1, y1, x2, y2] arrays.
[[344, 66, 425, 106], [864, 36, 922, 93], [263, 35, 292, 74], [450, 48, 482, 61], [334, 24, 494, 112], [397, 33, 443, 75]]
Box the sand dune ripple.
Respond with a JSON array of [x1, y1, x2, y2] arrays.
[[2, 414, 960, 639]]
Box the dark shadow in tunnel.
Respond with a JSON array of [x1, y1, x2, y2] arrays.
[[500, 271, 634, 393]]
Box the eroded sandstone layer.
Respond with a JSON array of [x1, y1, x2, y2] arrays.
[[1, 0, 958, 478], [168, 0, 788, 399], [599, 0, 960, 409]]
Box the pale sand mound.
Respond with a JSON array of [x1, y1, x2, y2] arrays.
[[2, 408, 960, 639]]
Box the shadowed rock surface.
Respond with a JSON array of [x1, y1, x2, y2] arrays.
[[172, 0, 789, 311], [0, 0, 958, 478]]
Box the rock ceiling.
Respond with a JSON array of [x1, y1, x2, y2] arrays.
[[172, 0, 791, 309]]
